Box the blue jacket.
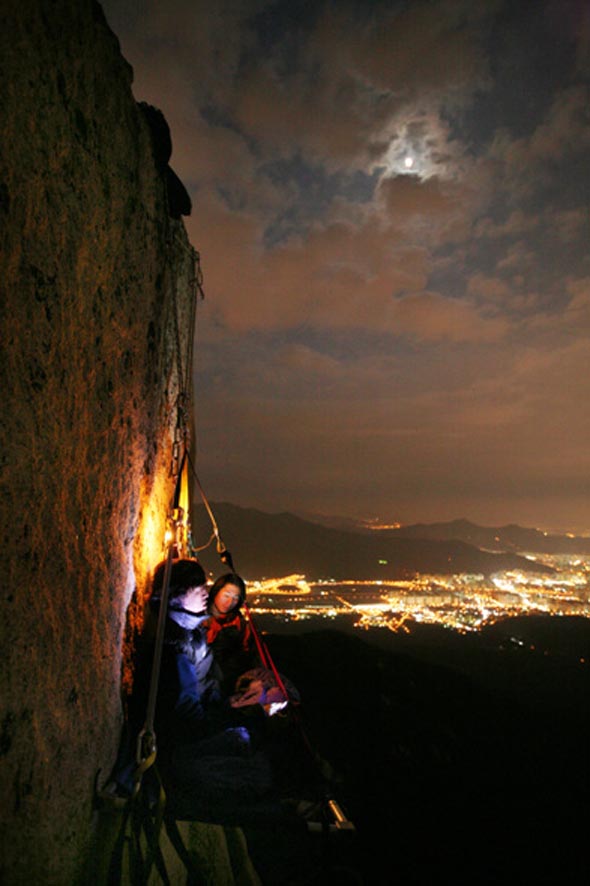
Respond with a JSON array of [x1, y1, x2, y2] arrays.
[[130, 600, 227, 748]]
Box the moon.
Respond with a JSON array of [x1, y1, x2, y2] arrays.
[[404, 156, 414, 169]]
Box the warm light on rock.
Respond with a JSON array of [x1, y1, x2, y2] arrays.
[[0, 1, 197, 880]]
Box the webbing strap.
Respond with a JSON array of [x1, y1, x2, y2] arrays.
[[108, 805, 132, 885], [107, 774, 169, 886], [141, 791, 171, 886], [143, 542, 174, 737], [241, 599, 269, 669], [131, 745, 157, 797], [164, 817, 206, 884]]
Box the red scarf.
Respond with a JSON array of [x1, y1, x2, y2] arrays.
[[204, 611, 250, 649]]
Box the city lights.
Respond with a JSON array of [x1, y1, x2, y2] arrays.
[[246, 552, 590, 635]]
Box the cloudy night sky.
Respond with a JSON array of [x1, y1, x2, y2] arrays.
[[101, 0, 590, 534]]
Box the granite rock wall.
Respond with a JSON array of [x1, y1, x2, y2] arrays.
[[0, 2, 198, 881]]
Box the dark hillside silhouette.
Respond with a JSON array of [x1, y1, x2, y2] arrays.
[[245, 623, 590, 884]]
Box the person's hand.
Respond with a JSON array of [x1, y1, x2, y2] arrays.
[[230, 679, 266, 708], [182, 584, 209, 614]]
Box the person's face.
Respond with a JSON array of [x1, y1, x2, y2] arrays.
[[181, 584, 208, 614], [214, 583, 241, 615]]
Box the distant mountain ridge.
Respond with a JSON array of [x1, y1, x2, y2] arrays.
[[296, 512, 590, 553], [191, 503, 553, 580], [379, 517, 590, 554]]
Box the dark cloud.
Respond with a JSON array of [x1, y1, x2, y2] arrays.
[[103, 0, 590, 532]]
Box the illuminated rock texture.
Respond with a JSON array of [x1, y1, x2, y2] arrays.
[[0, 2, 198, 881]]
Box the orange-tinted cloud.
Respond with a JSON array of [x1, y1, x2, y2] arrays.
[[102, 0, 590, 530]]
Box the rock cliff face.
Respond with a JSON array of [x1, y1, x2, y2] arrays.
[[0, 2, 197, 881]]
